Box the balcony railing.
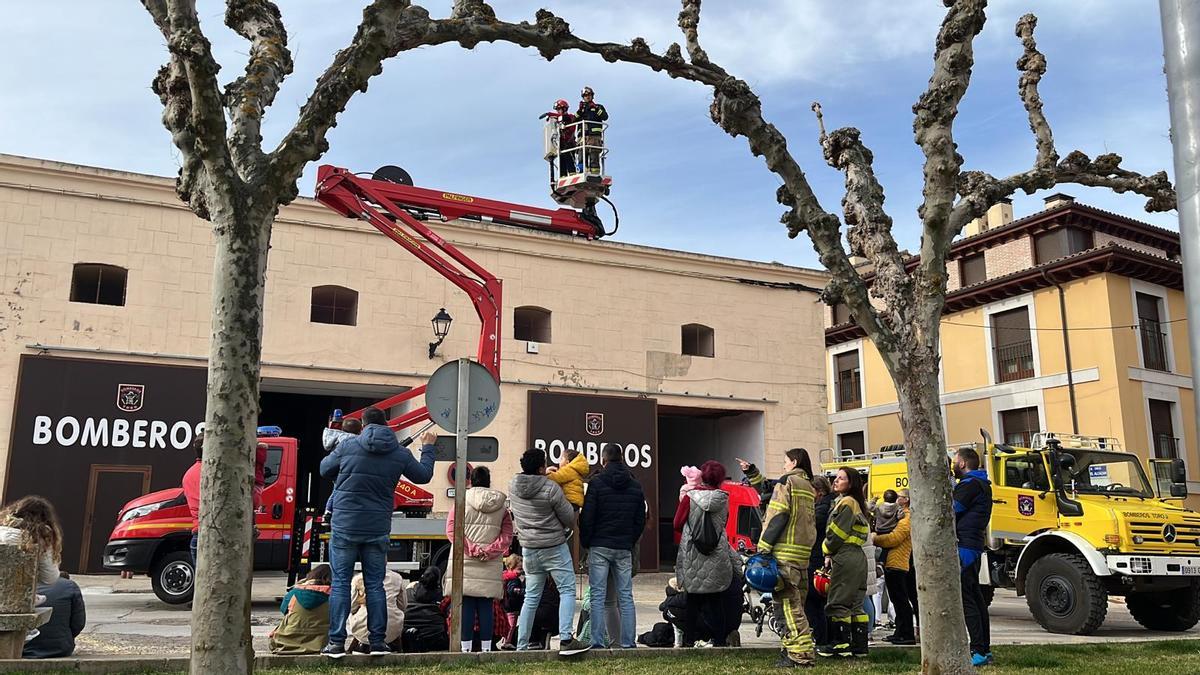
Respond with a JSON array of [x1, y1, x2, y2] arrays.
[[995, 340, 1035, 383], [1140, 324, 1169, 372], [836, 372, 861, 411], [1153, 434, 1179, 460]]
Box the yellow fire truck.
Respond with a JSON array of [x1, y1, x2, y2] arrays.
[[822, 432, 1200, 635]]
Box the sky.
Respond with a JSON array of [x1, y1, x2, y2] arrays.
[[0, 1, 1178, 270]]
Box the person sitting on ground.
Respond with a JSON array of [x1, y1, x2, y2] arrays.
[[547, 448, 589, 510], [348, 568, 407, 653], [270, 565, 332, 655], [22, 572, 84, 659], [0, 495, 63, 592], [871, 489, 901, 536], [402, 566, 449, 653]]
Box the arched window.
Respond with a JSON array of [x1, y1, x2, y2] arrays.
[[310, 285, 358, 326], [682, 323, 714, 358], [514, 306, 552, 343], [70, 263, 127, 306]]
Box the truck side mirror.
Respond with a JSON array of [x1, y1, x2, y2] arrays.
[[1172, 458, 1188, 484], [1171, 483, 1189, 498]]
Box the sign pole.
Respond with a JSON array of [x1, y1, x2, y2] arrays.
[[448, 357, 470, 650]]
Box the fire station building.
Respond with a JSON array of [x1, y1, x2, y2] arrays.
[[0, 154, 829, 572]]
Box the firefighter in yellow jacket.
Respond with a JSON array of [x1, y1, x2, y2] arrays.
[[753, 449, 816, 668], [817, 467, 871, 658]]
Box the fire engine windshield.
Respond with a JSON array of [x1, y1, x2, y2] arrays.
[[1059, 450, 1154, 497]]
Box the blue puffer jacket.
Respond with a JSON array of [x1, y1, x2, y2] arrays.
[[953, 469, 993, 566], [320, 424, 436, 538]]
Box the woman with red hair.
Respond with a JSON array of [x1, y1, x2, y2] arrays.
[[672, 460, 737, 647]]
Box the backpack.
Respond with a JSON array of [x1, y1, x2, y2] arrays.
[[638, 622, 675, 648], [691, 496, 720, 555]]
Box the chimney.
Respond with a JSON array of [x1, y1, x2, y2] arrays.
[[963, 216, 985, 237], [986, 198, 1013, 229], [1043, 193, 1075, 210]]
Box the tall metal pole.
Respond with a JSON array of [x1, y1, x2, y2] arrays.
[[1161, 2, 1200, 470], [448, 358, 470, 650]]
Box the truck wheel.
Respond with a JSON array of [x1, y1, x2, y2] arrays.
[[1126, 583, 1200, 631], [151, 550, 195, 605], [1025, 552, 1107, 634]]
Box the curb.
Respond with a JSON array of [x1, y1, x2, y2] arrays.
[[0, 646, 786, 673]]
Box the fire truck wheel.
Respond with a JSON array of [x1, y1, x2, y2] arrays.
[[1126, 583, 1200, 631], [151, 550, 195, 605], [1025, 552, 1108, 635]]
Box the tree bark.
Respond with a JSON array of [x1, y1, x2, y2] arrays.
[[191, 203, 273, 675], [889, 340, 971, 675]]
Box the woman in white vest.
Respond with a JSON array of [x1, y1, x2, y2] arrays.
[[444, 466, 514, 652]]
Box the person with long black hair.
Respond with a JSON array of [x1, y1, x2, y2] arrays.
[[816, 468, 870, 659]]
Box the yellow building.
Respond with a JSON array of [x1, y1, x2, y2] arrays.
[[826, 194, 1197, 491]]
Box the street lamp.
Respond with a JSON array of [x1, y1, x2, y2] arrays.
[[428, 307, 453, 359]]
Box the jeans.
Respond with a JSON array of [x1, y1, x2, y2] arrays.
[[961, 559, 991, 655], [588, 546, 635, 648], [328, 533, 390, 647], [189, 532, 198, 569], [518, 542, 576, 649], [461, 596, 495, 648]]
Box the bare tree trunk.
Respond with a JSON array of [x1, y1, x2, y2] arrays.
[[191, 204, 272, 675], [893, 350, 971, 675]]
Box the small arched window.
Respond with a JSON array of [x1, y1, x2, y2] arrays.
[[514, 306, 552, 343], [70, 263, 127, 306], [682, 323, 714, 358], [311, 285, 358, 326]]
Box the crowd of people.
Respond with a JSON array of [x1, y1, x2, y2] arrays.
[[0, 404, 994, 668]]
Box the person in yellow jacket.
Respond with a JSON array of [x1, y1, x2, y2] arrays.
[[817, 467, 870, 658], [548, 448, 590, 508], [873, 501, 915, 645], [755, 449, 817, 668]]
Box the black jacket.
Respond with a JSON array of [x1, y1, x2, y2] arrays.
[[576, 101, 609, 135], [810, 493, 835, 568], [580, 461, 646, 551], [23, 578, 85, 659], [953, 470, 993, 552]]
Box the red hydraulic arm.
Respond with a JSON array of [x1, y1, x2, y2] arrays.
[[313, 165, 605, 434]]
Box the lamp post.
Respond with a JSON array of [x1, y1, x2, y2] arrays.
[[428, 308, 453, 358]]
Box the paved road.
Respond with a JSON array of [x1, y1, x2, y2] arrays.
[[68, 571, 1197, 655]]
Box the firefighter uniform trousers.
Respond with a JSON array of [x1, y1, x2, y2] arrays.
[[774, 562, 813, 663], [823, 496, 870, 652], [756, 469, 817, 664]]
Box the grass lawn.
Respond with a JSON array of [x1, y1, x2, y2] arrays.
[[270, 641, 1200, 674], [25, 641, 1200, 674]]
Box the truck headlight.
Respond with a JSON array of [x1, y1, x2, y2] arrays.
[[120, 501, 168, 522], [1133, 535, 1145, 545]]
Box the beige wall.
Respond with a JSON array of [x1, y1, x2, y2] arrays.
[[0, 154, 830, 508]]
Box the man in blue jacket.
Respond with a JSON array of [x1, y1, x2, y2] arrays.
[[953, 446, 993, 668], [319, 407, 436, 658], [580, 443, 646, 649]]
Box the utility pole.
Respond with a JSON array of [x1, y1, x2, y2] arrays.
[[1161, 1, 1200, 464]]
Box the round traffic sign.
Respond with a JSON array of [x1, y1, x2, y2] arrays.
[[425, 360, 501, 434]]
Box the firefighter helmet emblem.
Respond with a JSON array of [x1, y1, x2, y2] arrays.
[[117, 384, 145, 412], [585, 412, 604, 436]]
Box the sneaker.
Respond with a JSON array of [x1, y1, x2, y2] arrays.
[[559, 637, 592, 656], [321, 643, 347, 659], [693, 640, 713, 648], [727, 630, 742, 647], [971, 652, 992, 667], [890, 636, 917, 646], [368, 642, 392, 656]]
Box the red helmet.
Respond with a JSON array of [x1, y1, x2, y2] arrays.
[[554, 99, 569, 111], [813, 568, 831, 597]]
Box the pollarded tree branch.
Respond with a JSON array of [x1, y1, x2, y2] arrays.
[[812, 103, 910, 335], [951, 13, 1176, 233], [677, 0, 713, 67], [141, 0, 240, 222], [1016, 13, 1056, 171], [223, 0, 294, 174]]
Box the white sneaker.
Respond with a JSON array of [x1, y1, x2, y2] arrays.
[[693, 640, 713, 648]]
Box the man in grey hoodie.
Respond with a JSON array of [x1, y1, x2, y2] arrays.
[[509, 448, 590, 655]]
